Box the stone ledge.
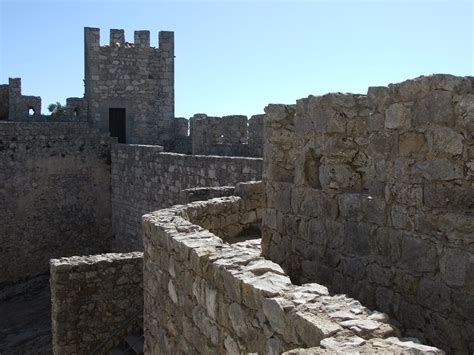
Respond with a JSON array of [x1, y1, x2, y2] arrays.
[[142, 194, 443, 353]]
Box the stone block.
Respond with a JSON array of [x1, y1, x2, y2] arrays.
[[426, 126, 464, 156], [398, 131, 427, 158], [375, 286, 400, 315], [262, 297, 291, 335], [416, 277, 451, 313], [344, 222, 370, 257], [423, 181, 474, 210], [412, 90, 454, 127], [440, 248, 471, 287], [319, 162, 362, 192], [390, 205, 413, 231], [293, 311, 342, 346], [413, 159, 463, 181], [339, 193, 386, 226], [341, 257, 367, 280], [367, 131, 397, 158], [399, 236, 437, 273], [385, 103, 411, 129], [454, 93, 474, 131]]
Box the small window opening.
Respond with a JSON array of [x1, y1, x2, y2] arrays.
[[28, 108, 35, 116], [73, 108, 79, 116]]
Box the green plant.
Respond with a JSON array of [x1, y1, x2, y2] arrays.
[[48, 102, 66, 116]]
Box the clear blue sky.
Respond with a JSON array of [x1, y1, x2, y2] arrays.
[[1, 0, 473, 117]]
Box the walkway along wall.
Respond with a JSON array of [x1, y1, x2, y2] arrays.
[[111, 144, 263, 251], [142, 182, 442, 354], [0, 122, 113, 284], [261, 74, 474, 352]]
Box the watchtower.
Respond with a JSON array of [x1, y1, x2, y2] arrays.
[[84, 27, 174, 145]]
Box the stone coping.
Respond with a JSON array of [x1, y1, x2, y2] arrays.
[[142, 196, 443, 353]]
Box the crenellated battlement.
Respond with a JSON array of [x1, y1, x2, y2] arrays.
[[84, 27, 173, 51]]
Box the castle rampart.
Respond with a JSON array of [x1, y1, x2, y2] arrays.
[[0, 121, 113, 283], [111, 144, 263, 251], [262, 74, 474, 352], [4, 78, 42, 119]]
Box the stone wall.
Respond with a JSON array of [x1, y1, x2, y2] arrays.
[[111, 144, 263, 251], [190, 114, 248, 155], [166, 117, 192, 154], [261, 74, 474, 352], [142, 186, 442, 354], [7, 78, 41, 119], [65, 97, 86, 120], [50, 253, 143, 354], [84, 28, 174, 145], [0, 84, 9, 120], [0, 122, 113, 284], [189, 113, 263, 157], [179, 186, 235, 204], [0, 77, 84, 122], [248, 114, 264, 157]]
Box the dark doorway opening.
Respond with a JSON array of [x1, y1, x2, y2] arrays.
[[109, 108, 126, 143]]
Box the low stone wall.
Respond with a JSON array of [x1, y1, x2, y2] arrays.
[[50, 253, 143, 355], [0, 121, 113, 284], [111, 144, 263, 251], [180, 186, 235, 204], [142, 187, 442, 354], [262, 74, 474, 352], [182, 181, 264, 240]]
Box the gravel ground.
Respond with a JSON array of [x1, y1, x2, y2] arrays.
[[0, 274, 52, 355]]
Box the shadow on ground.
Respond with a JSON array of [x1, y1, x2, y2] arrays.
[[0, 273, 52, 355]]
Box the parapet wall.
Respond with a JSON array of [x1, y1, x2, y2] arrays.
[[50, 252, 143, 354], [0, 122, 113, 283], [0, 78, 86, 121], [189, 114, 264, 157], [111, 144, 263, 251], [262, 74, 474, 352], [163, 114, 264, 157], [7, 78, 41, 119], [142, 185, 442, 354]]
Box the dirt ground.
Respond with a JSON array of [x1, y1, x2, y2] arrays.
[[0, 273, 52, 355]]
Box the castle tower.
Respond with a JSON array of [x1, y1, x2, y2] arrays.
[[84, 27, 174, 145]]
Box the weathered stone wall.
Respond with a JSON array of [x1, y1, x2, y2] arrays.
[[262, 74, 474, 352], [111, 144, 263, 251], [180, 185, 235, 204], [1, 77, 84, 122], [0, 84, 9, 120], [7, 78, 41, 119], [248, 114, 264, 157], [65, 97, 86, 120], [84, 28, 174, 145], [50, 253, 143, 354], [189, 113, 263, 157], [142, 187, 442, 354], [0, 122, 113, 283], [166, 117, 192, 154], [190, 114, 248, 155]]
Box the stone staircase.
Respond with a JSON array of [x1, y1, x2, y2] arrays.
[[110, 334, 144, 355]]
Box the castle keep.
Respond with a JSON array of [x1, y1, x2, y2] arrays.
[[84, 28, 174, 145], [0, 27, 473, 354]]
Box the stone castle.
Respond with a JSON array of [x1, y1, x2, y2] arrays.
[[0, 27, 472, 354]]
